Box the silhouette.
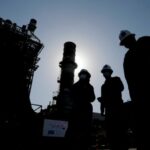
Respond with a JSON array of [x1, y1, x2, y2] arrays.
[[0, 17, 43, 149], [119, 30, 150, 150], [56, 42, 77, 117], [67, 69, 95, 150], [99, 64, 127, 150]]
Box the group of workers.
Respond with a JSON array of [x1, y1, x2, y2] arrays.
[[67, 30, 150, 150]]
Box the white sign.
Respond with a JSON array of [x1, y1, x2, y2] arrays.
[[42, 119, 68, 137]]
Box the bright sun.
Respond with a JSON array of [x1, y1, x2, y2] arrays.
[[75, 51, 89, 76]]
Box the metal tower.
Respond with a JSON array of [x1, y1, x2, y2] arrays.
[[56, 41, 77, 114], [0, 17, 44, 121]]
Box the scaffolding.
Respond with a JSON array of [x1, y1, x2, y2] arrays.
[[0, 17, 44, 95]]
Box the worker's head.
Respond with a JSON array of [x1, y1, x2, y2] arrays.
[[101, 64, 113, 79], [78, 69, 91, 82], [119, 30, 136, 48]]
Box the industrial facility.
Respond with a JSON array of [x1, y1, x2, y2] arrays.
[[0, 17, 136, 150]]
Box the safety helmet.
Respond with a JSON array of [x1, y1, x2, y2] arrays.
[[101, 64, 113, 74], [119, 30, 135, 45], [78, 69, 91, 78]]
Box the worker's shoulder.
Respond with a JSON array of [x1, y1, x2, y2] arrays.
[[137, 36, 150, 51], [137, 36, 150, 44], [111, 76, 122, 83], [113, 76, 124, 83], [138, 35, 150, 40], [112, 76, 121, 80]]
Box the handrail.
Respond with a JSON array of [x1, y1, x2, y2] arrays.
[[31, 103, 42, 112]]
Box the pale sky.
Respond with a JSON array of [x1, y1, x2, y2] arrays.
[[1, 0, 150, 113]]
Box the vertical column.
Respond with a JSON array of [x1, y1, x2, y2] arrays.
[[57, 41, 77, 114]]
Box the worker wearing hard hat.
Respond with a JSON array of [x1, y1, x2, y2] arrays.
[[78, 69, 91, 82], [119, 30, 150, 150], [68, 69, 95, 150], [99, 64, 127, 150]]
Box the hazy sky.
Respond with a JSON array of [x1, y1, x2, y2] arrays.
[[1, 0, 150, 113]]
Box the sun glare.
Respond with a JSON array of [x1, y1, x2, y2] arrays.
[[75, 51, 89, 76]]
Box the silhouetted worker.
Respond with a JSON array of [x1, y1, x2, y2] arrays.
[[68, 69, 95, 150], [99, 64, 127, 150], [119, 30, 150, 150]]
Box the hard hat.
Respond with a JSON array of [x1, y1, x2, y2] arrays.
[[78, 69, 91, 78], [119, 30, 135, 45], [101, 64, 113, 73]]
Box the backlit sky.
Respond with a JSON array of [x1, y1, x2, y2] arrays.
[[1, 0, 150, 113]]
